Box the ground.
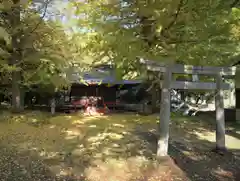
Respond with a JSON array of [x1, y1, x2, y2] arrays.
[[0, 111, 239, 181]]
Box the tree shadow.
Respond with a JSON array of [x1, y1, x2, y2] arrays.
[[1, 112, 239, 180], [0, 112, 90, 180], [0, 143, 86, 181], [132, 116, 240, 181], [226, 129, 240, 140], [195, 108, 237, 123], [0, 113, 161, 181], [195, 110, 240, 141], [0, 110, 53, 126]]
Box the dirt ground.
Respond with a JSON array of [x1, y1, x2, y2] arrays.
[[0, 111, 239, 181]]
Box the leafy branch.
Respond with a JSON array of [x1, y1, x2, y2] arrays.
[[231, 0, 240, 7], [163, 0, 187, 33], [161, 0, 188, 40], [28, 0, 52, 34]]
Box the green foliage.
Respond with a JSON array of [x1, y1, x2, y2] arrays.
[[19, 16, 72, 90], [0, 0, 239, 94], [71, 0, 240, 78], [0, 27, 11, 47], [0, 0, 83, 94]]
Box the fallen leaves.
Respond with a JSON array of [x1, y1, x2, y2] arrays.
[[0, 111, 239, 180]]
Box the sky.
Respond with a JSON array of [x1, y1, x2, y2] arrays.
[[41, 0, 86, 34]]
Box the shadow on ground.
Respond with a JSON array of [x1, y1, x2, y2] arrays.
[[133, 113, 240, 181], [0, 111, 239, 181], [0, 112, 178, 181], [0, 144, 86, 181]]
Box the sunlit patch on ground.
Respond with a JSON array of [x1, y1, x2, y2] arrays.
[[0, 111, 239, 180]]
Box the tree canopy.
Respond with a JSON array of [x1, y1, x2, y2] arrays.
[[0, 0, 84, 111], [70, 0, 240, 78], [0, 0, 239, 111]]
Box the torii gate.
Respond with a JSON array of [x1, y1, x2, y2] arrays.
[[140, 59, 236, 157]]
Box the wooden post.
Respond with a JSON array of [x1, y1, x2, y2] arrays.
[[51, 97, 56, 115], [215, 73, 226, 152], [157, 66, 172, 157]]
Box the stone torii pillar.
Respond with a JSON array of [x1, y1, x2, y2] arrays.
[[236, 66, 240, 122]]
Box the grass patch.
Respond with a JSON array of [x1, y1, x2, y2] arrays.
[[0, 111, 239, 181]]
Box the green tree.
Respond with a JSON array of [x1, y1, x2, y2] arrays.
[[0, 0, 78, 111], [73, 0, 239, 72], [70, 0, 240, 157]]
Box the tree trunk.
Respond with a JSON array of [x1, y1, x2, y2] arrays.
[[11, 71, 24, 112], [157, 67, 172, 158], [215, 73, 226, 152], [9, 1, 23, 112]]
